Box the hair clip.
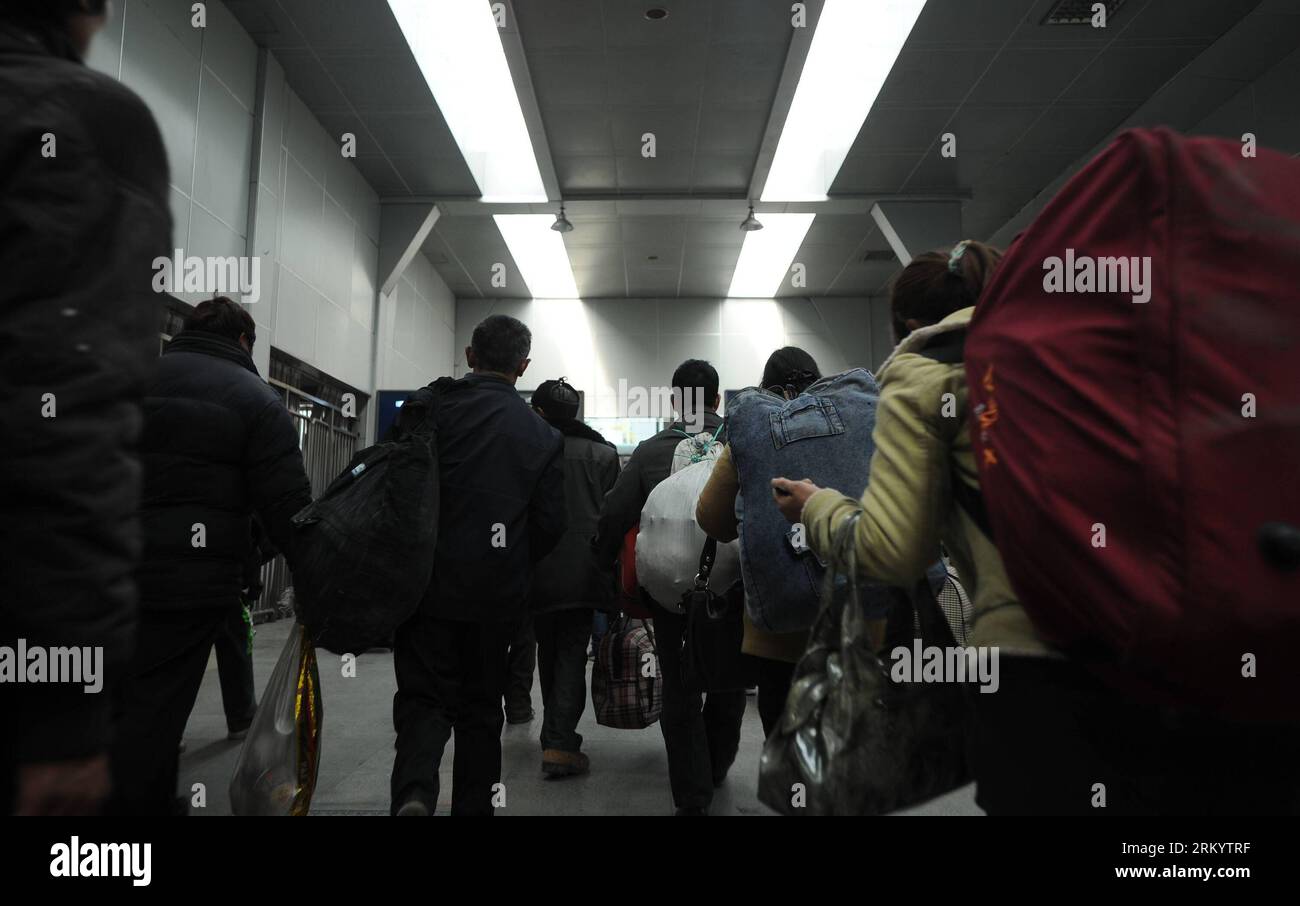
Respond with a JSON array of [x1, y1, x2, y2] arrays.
[[948, 240, 972, 274]]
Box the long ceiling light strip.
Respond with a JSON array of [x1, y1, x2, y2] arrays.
[[493, 214, 580, 299], [727, 213, 816, 298], [761, 0, 928, 202], [388, 0, 547, 202]]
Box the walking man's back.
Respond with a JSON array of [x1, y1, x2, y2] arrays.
[[391, 314, 566, 816]]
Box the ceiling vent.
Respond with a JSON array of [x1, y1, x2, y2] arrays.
[[1041, 0, 1127, 25]]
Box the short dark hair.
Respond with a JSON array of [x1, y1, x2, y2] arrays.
[[533, 378, 580, 422], [471, 314, 532, 373], [671, 359, 719, 405], [184, 296, 256, 346]]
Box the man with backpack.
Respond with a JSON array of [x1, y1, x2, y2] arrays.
[[528, 379, 620, 777], [391, 314, 567, 816], [594, 360, 746, 815]]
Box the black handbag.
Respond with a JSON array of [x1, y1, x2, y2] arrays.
[[681, 537, 752, 694], [758, 511, 970, 815]]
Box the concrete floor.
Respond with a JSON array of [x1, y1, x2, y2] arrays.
[[180, 617, 981, 816]]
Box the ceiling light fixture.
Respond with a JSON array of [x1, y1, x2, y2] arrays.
[[727, 213, 815, 298], [761, 0, 926, 201], [739, 205, 764, 232], [550, 204, 574, 233], [494, 214, 580, 299], [388, 0, 547, 202], [644, 8, 669, 20]]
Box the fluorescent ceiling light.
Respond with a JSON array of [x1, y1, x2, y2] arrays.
[[761, 0, 927, 201], [727, 213, 815, 298], [388, 0, 547, 202], [494, 214, 580, 299]]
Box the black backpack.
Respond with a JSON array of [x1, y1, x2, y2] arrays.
[[290, 379, 452, 653]]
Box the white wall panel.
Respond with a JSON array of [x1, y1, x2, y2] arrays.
[[454, 297, 895, 412]]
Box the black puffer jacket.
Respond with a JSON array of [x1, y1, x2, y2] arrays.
[[0, 20, 171, 762], [531, 420, 621, 613], [138, 331, 312, 611]]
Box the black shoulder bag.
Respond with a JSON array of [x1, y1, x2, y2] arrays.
[[681, 537, 753, 693]]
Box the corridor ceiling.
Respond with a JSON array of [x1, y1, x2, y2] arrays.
[[227, 0, 1288, 299]]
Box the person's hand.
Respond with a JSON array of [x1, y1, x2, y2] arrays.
[[771, 477, 821, 523], [13, 754, 111, 816]]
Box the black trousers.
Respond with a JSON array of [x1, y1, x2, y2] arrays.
[[106, 607, 228, 815], [756, 657, 796, 739], [649, 601, 747, 811], [391, 613, 515, 815], [504, 616, 536, 715], [970, 656, 1300, 816], [214, 602, 257, 733], [535, 608, 594, 752]]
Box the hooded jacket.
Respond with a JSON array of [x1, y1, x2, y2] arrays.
[[801, 307, 1052, 657]]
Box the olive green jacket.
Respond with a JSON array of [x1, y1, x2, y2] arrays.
[[801, 307, 1053, 657]]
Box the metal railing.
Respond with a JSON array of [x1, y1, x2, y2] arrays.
[[252, 379, 361, 622]]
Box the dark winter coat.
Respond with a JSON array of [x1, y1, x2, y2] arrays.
[[406, 373, 568, 622], [137, 331, 312, 611], [0, 19, 172, 762], [531, 420, 620, 612]]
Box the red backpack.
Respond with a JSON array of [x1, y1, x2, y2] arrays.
[[965, 128, 1300, 720]]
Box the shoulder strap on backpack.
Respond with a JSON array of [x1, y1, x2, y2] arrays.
[[916, 330, 994, 539], [389, 376, 459, 441]]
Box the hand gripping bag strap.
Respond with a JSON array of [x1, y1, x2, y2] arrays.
[[759, 508, 968, 815]]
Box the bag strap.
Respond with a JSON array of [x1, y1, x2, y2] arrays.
[[693, 536, 718, 591], [916, 333, 995, 540], [950, 472, 993, 539]]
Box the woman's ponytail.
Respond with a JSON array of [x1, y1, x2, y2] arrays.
[[889, 239, 1003, 342]]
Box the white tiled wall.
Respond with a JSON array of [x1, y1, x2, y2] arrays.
[[88, 0, 256, 305], [454, 297, 896, 416], [376, 252, 457, 393], [86, 0, 456, 407]]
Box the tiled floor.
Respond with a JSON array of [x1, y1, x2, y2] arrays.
[[180, 618, 981, 816]]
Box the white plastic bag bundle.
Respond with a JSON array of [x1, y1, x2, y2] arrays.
[[670, 430, 722, 474], [636, 457, 740, 612]]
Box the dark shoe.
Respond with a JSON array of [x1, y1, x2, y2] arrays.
[[395, 800, 429, 816], [506, 707, 535, 724], [227, 723, 251, 741], [541, 749, 590, 777], [675, 806, 708, 816]]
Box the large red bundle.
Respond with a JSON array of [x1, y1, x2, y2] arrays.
[[966, 128, 1300, 719]]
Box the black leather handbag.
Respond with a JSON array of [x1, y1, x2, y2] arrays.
[[681, 537, 752, 694]]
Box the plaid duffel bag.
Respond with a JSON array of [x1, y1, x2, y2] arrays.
[[592, 615, 662, 729]]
